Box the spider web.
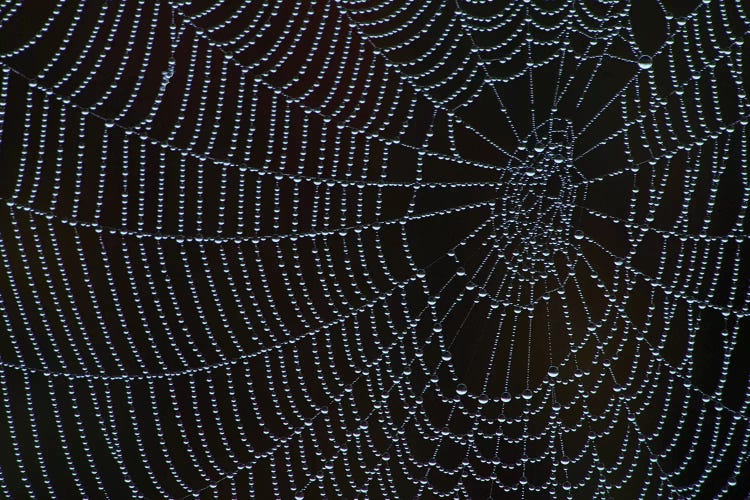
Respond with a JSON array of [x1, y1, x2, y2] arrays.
[[0, 0, 748, 498]]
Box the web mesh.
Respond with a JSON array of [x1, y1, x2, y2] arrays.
[[0, 0, 748, 498]]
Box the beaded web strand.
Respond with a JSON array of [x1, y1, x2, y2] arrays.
[[0, 0, 749, 498]]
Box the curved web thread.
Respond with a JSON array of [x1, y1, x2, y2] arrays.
[[0, 0, 748, 498]]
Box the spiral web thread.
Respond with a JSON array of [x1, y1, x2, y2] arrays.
[[0, 0, 749, 498]]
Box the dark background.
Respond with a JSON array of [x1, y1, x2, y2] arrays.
[[0, 0, 748, 498]]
